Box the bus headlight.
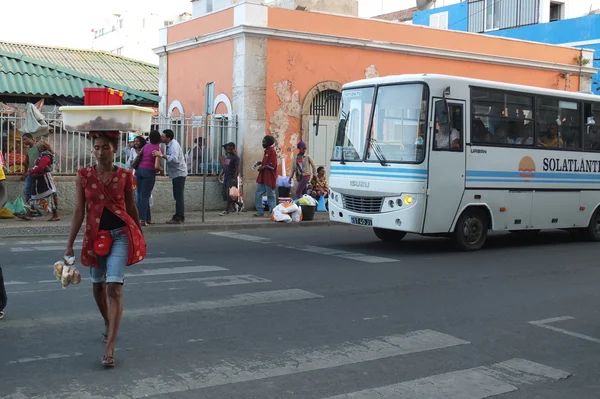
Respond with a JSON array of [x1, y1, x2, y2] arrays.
[[404, 195, 413, 205]]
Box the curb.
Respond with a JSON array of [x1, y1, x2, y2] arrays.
[[0, 219, 332, 239]]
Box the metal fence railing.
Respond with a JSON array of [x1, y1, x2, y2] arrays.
[[0, 106, 238, 176]]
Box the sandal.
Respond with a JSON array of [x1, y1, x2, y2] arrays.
[[17, 214, 32, 221], [0, 311, 4, 320], [48, 216, 61, 222], [101, 353, 115, 368]]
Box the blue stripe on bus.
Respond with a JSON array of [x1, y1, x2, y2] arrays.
[[467, 170, 600, 180], [331, 171, 427, 180], [331, 166, 428, 175], [467, 178, 600, 184]]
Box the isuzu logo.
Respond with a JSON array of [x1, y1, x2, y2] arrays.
[[350, 181, 370, 188]]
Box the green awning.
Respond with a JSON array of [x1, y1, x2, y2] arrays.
[[0, 49, 160, 104]]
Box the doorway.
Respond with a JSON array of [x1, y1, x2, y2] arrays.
[[309, 89, 340, 173]]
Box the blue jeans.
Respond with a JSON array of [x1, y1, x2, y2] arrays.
[[90, 227, 129, 284], [23, 175, 33, 202], [255, 184, 276, 216], [136, 168, 155, 223]]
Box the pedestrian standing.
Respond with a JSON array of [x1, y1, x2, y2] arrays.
[[135, 131, 162, 226], [153, 129, 187, 224], [17, 141, 60, 222], [64, 131, 146, 367], [0, 159, 8, 320], [21, 133, 39, 207], [289, 141, 317, 199], [254, 135, 278, 217], [220, 142, 240, 216]]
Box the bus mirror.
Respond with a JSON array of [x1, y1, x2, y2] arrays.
[[435, 100, 451, 127]]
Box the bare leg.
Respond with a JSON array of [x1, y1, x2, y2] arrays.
[[93, 283, 109, 338], [104, 283, 124, 358]]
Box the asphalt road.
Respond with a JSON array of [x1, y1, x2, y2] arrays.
[[1, 225, 600, 398]]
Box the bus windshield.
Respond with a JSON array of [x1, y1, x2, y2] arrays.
[[332, 87, 375, 162], [367, 84, 429, 164]]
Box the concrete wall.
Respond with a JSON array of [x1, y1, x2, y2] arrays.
[[2, 176, 224, 213]]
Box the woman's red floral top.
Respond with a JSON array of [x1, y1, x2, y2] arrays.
[[78, 166, 146, 268]]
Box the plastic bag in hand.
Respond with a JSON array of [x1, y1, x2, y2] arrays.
[[55, 256, 81, 288]]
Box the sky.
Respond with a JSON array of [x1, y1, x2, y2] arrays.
[[0, 0, 415, 49]]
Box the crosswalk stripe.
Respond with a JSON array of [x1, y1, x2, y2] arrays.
[[6, 239, 82, 245], [210, 231, 272, 243], [10, 245, 83, 252], [137, 257, 192, 264], [32, 266, 228, 285], [125, 265, 227, 277], [281, 244, 399, 263], [211, 232, 399, 263], [322, 358, 570, 399], [126, 329, 469, 398], [0, 289, 323, 329], [0, 329, 466, 398]]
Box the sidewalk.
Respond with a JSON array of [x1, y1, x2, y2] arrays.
[[0, 210, 331, 238]]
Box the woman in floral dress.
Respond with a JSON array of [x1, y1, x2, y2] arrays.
[[64, 131, 146, 367]]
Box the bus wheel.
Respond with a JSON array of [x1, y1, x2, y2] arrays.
[[373, 228, 407, 242], [453, 208, 488, 251], [584, 207, 600, 241]]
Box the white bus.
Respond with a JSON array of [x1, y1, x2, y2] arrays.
[[328, 74, 600, 251]]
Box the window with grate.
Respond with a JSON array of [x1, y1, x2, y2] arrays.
[[310, 90, 341, 117], [550, 2, 563, 22]]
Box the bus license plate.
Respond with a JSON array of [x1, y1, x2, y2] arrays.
[[351, 216, 373, 226]]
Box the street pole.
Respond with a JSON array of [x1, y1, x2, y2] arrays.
[[202, 113, 208, 223], [202, 82, 215, 223]]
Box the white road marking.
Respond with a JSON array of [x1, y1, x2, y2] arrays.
[[7, 352, 83, 365], [0, 289, 323, 329], [529, 316, 600, 344], [322, 358, 570, 399], [362, 315, 388, 321], [5, 281, 28, 286], [211, 232, 399, 263], [31, 265, 227, 285], [8, 274, 269, 294], [128, 274, 271, 287], [10, 245, 82, 252], [281, 244, 399, 263], [210, 231, 272, 243], [124, 265, 227, 277], [9, 239, 82, 245], [137, 257, 193, 264]]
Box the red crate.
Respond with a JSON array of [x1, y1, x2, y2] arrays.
[[107, 89, 124, 105], [84, 88, 109, 105]]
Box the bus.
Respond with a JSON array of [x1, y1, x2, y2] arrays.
[[328, 74, 600, 251]]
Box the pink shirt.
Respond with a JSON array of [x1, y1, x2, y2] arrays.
[[138, 144, 161, 171]]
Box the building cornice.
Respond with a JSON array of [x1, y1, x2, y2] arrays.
[[154, 25, 598, 77]]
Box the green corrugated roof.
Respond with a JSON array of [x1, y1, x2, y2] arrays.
[[0, 41, 158, 93], [0, 49, 160, 104]]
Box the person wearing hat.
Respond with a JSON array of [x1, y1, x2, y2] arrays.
[[289, 141, 317, 199], [220, 142, 240, 216]]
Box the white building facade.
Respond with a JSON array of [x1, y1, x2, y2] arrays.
[[92, 10, 191, 64]]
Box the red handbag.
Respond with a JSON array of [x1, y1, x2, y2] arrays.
[[94, 231, 113, 256]]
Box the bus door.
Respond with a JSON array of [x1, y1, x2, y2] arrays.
[[423, 99, 466, 234]]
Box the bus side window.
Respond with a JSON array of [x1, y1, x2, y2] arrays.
[[434, 103, 463, 151]]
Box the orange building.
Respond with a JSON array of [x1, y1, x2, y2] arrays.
[[156, 0, 596, 204]]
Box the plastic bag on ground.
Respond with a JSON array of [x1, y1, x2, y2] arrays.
[[0, 208, 15, 219], [271, 205, 292, 223], [5, 196, 27, 215]]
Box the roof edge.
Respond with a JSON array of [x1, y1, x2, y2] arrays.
[[0, 49, 159, 103]]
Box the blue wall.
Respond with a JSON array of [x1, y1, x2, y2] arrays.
[[485, 14, 600, 95], [412, 2, 468, 32], [412, 10, 600, 95]]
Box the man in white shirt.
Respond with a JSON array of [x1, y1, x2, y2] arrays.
[[153, 129, 188, 224], [434, 123, 461, 150]]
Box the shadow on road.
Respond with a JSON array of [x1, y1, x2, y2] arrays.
[[332, 230, 589, 255]]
